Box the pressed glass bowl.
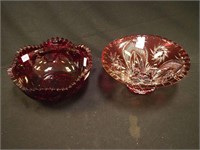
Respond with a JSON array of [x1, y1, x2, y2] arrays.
[[102, 35, 190, 94], [7, 37, 92, 101]]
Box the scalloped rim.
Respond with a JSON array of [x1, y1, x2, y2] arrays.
[[7, 37, 93, 92], [102, 34, 191, 88]]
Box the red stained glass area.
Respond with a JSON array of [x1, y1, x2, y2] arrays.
[[102, 35, 190, 94], [7, 37, 92, 101]]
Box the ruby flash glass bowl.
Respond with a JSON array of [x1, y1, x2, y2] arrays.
[[8, 37, 92, 101], [102, 35, 190, 94]]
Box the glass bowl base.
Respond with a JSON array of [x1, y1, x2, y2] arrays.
[[127, 85, 155, 94]]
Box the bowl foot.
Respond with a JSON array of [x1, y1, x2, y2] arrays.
[[127, 85, 155, 94]]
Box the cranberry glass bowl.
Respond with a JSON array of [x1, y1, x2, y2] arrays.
[[102, 35, 190, 94], [7, 37, 92, 101]]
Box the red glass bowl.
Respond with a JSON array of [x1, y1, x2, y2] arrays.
[[7, 37, 92, 101], [102, 35, 190, 94]]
